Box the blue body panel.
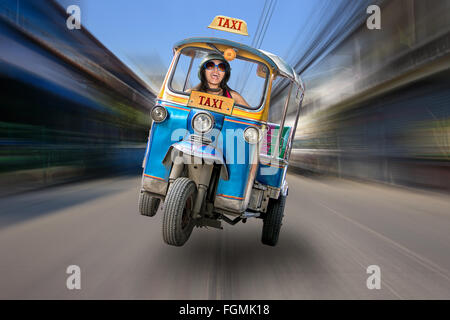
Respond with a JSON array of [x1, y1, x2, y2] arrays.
[[256, 164, 285, 188], [142, 100, 284, 196], [215, 117, 259, 199], [143, 103, 190, 181]]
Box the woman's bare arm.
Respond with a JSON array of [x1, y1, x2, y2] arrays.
[[230, 91, 250, 107], [186, 83, 201, 94]]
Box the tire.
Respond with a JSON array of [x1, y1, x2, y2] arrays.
[[139, 192, 160, 217], [261, 194, 286, 246], [162, 177, 197, 246]]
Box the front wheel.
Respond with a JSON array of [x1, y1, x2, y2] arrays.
[[162, 177, 197, 246], [261, 194, 286, 246]]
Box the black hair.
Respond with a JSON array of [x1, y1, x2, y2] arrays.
[[198, 63, 233, 96]]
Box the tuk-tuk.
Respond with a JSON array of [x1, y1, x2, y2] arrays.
[[139, 17, 304, 246]]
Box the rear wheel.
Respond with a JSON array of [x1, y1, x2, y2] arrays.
[[162, 177, 197, 246], [261, 194, 286, 246], [139, 192, 160, 217]]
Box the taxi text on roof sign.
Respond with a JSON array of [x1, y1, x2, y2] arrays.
[[188, 91, 234, 115], [208, 16, 249, 36]]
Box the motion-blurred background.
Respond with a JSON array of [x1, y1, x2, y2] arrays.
[[0, 0, 449, 299], [1, 0, 449, 194]]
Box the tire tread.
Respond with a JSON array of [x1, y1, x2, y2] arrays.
[[261, 194, 286, 246], [163, 177, 196, 246], [139, 192, 160, 217]]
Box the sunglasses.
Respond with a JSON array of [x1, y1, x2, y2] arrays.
[[204, 61, 227, 72]]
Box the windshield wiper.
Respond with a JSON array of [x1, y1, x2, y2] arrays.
[[206, 43, 223, 55]]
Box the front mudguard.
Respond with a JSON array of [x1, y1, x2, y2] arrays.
[[162, 140, 229, 181]]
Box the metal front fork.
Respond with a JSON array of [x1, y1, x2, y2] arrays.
[[168, 156, 213, 219], [188, 163, 213, 219], [168, 158, 184, 184]]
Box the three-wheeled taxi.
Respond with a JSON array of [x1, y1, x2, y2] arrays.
[[139, 17, 304, 246]]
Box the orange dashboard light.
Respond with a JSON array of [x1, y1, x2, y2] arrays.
[[223, 48, 237, 61]]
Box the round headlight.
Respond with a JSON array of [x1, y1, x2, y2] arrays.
[[151, 105, 167, 123], [244, 126, 260, 144], [192, 112, 213, 134]]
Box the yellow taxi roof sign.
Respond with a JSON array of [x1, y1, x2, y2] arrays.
[[208, 16, 248, 36]]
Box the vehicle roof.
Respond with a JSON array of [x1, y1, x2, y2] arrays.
[[173, 37, 304, 89]]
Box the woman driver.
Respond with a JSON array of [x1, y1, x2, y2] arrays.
[[187, 54, 250, 107]]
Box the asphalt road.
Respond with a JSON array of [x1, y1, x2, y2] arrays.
[[0, 173, 449, 299]]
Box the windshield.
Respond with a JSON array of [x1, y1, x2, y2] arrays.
[[169, 47, 269, 110]]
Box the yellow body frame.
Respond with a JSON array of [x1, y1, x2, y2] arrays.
[[157, 42, 276, 122]]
